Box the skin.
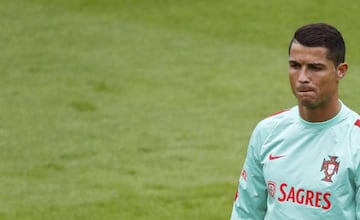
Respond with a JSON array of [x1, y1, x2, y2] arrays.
[[288, 41, 348, 122]]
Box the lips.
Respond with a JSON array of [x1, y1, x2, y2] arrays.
[[297, 86, 315, 93], [296, 86, 316, 99]]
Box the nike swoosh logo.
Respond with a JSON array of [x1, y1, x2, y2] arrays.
[[269, 154, 285, 160]]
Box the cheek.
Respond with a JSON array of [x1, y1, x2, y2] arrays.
[[322, 80, 338, 92], [288, 74, 297, 92], [314, 76, 337, 95], [288, 73, 297, 85]]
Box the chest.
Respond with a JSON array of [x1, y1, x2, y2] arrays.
[[261, 126, 354, 191]]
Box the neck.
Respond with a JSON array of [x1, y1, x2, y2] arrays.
[[298, 99, 341, 122]]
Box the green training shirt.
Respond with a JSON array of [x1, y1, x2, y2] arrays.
[[231, 101, 360, 219]]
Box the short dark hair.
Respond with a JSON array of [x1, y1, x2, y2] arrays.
[[288, 23, 346, 66]]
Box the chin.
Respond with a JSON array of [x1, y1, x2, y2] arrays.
[[299, 98, 326, 109], [301, 102, 318, 109]]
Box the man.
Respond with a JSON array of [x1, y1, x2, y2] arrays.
[[230, 23, 360, 219]]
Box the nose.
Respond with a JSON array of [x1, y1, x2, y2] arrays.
[[298, 68, 310, 83]]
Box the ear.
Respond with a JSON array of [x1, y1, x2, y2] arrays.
[[337, 63, 348, 79]]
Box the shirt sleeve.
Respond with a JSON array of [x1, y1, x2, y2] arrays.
[[351, 125, 360, 220], [355, 187, 360, 220], [355, 152, 360, 220], [230, 126, 267, 220]]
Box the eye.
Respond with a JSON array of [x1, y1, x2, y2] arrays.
[[289, 61, 301, 69], [309, 64, 324, 71]]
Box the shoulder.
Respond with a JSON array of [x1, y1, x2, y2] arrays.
[[342, 105, 360, 144], [342, 104, 360, 130], [345, 111, 360, 171], [251, 106, 297, 141], [255, 106, 296, 131], [350, 118, 360, 139], [354, 119, 360, 128]]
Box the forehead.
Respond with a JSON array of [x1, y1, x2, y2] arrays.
[[289, 42, 330, 64]]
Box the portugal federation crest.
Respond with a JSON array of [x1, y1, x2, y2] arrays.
[[320, 156, 340, 182], [267, 181, 276, 198]]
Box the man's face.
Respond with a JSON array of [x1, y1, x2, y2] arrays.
[[288, 42, 346, 109]]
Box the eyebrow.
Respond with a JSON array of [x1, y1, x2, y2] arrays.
[[309, 63, 325, 67], [288, 60, 325, 66]]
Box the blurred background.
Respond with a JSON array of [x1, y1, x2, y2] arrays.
[[1, 0, 360, 219]]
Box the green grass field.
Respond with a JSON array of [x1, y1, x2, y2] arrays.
[[1, 0, 360, 219]]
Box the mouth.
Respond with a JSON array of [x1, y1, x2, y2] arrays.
[[296, 87, 316, 98], [297, 87, 315, 93], [298, 90, 314, 94]]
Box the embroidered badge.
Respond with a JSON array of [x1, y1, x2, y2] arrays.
[[241, 169, 247, 181], [320, 156, 340, 182], [267, 181, 276, 198]]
